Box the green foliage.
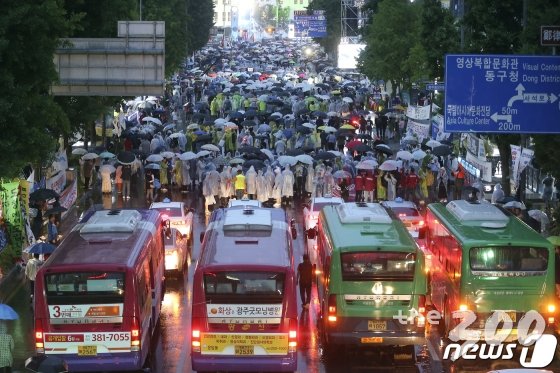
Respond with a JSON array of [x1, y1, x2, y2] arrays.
[[62, 0, 136, 38], [519, 0, 560, 54], [308, 0, 340, 57], [185, 0, 214, 55], [0, 243, 20, 276]]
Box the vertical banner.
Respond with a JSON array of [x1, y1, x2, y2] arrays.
[[518, 148, 534, 178], [478, 139, 486, 160], [510, 144, 521, 186], [0, 181, 24, 252]]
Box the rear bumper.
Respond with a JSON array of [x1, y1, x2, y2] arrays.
[[192, 353, 297, 372], [327, 330, 425, 347], [47, 352, 141, 372]]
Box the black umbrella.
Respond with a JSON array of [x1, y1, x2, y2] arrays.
[[229, 111, 244, 119], [117, 151, 136, 165], [267, 99, 284, 106], [30, 189, 59, 201], [296, 108, 310, 116], [194, 134, 213, 143], [245, 110, 258, 118], [354, 143, 373, 152], [296, 126, 312, 134], [312, 111, 328, 118], [375, 144, 393, 156], [191, 113, 209, 122], [356, 133, 371, 140], [241, 120, 257, 127], [373, 139, 386, 146], [440, 139, 453, 146], [25, 355, 68, 373], [46, 204, 68, 215], [314, 152, 337, 160], [286, 148, 304, 156], [238, 145, 262, 154], [336, 129, 354, 138], [432, 145, 452, 157], [243, 159, 266, 171]]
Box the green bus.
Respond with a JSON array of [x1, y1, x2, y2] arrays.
[[424, 200, 556, 341], [316, 202, 427, 355]]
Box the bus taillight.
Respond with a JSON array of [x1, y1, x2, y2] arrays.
[[547, 304, 556, 324], [288, 318, 297, 352], [192, 318, 201, 352], [417, 295, 426, 327], [131, 317, 140, 351], [35, 319, 44, 353], [327, 294, 337, 323]]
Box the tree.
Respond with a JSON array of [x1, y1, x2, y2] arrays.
[[0, 0, 80, 178], [185, 0, 213, 55]]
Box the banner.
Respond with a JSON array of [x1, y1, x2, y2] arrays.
[[510, 144, 521, 186], [406, 105, 430, 121], [466, 152, 493, 183], [0, 181, 24, 252], [52, 149, 68, 175], [46, 170, 65, 195], [478, 139, 486, 160], [59, 178, 77, 218], [518, 148, 534, 178], [407, 119, 430, 142]]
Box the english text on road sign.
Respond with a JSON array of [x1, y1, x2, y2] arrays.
[[426, 83, 445, 91]]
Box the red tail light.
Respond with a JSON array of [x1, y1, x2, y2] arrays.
[[131, 317, 140, 351], [328, 294, 337, 323], [418, 220, 425, 227], [35, 319, 44, 353], [288, 318, 297, 352], [191, 317, 201, 352]]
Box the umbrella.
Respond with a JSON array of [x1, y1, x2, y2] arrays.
[[314, 151, 337, 160], [547, 236, 560, 246], [163, 123, 176, 132], [318, 126, 336, 133], [82, 152, 99, 160], [71, 148, 87, 156], [327, 111, 339, 117], [432, 145, 452, 157], [402, 135, 418, 145], [197, 150, 211, 158], [26, 242, 57, 255], [356, 160, 377, 170], [295, 154, 314, 165], [46, 204, 68, 215], [229, 111, 244, 119], [278, 155, 298, 167], [160, 151, 175, 159], [117, 151, 136, 165], [412, 150, 427, 160], [238, 145, 261, 154], [340, 124, 355, 130], [214, 118, 227, 125], [286, 148, 304, 156], [296, 126, 312, 134], [426, 139, 442, 148], [146, 154, 164, 163], [346, 139, 362, 150], [354, 143, 373, 152], [396, 150, 413, 161], [201, 144, 220, 152], [145, 163, 161, 170], [30, 188, 59, 201], [180, 151, 197, 161], [229, 158, 245, 165], [302, 122, 315, 129], [375, 144, 393, 156], [333, 170, 352, 179], [0, 304, 18, 320], [142, 117, 162, 125], [342, 97, 353, 103], [312, 111, 328, 118], [379, 160, 398, 171], [99, 151, 115, 159], [527, 210, 549, 226], [25, 355, 68, 373], [243, 159, 266, 171], [261, 149, 274, 161], [503, 200, 526, 210], [187, 123, 200, 130]]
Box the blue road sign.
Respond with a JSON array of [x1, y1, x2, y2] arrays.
[[444, 54, 560, 133], [294, 10, 327, 38], [426, 83, 445, 91]]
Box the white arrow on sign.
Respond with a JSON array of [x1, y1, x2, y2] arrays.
[[490, 112, 513, 123], [550, 93, 558, 104], [507, 83, 525, 107]]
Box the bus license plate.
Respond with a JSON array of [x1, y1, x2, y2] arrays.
[[361, 337, 383, 343], [78, 345, 97, 356], [234, 345, 254, 355], [368, 321, 387, 331]]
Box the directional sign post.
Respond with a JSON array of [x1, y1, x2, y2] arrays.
[[445, 54, 560, 133]]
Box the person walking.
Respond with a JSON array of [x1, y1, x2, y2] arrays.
[[0, 321, 14, 373], [82, 159, 94, 190], [297, 254, 314, 309], [145, 170, 155, 202], [453, 163, 465, 200], [25, 253, 42, 299], [115, 165, 123, 195], [437, 167, 449, 202], [121, 164, 132, 200], [234, 169, 246, 200], [46, 214, 60, 245]]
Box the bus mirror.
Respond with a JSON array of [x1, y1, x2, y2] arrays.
[[199, 232, 205, 243]]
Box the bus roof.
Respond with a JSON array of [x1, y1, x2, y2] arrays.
[[198, 207, 292, 268], [320, 202, 417, 252], [44, 209, 161, 268], [427, 201, 550, 246]]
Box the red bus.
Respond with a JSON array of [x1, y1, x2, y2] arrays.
[[33, 209, 166, 372], [191, 206, 298, 372]]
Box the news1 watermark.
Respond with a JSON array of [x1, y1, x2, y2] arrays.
[[393, 308, 557, 368]]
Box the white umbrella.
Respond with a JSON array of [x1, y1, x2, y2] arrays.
[[160, 151, 175, 158], [187, 123, 200, 130], [302, 122, 315, 129], [412, 149, 427, 160], [261, 149, 274, 161], [396, 150, 413, 161], [319, 126, 336, 133], [327, 111, 339, 117], [201, 144, 220, 152], [356, 161, 376, 170], [145, 163, 161, 170], [214, 118, 227, 125], [146, 154, 164, 162], [278, 155, 297, 167], [503, 201, 526, 210], [168, 132, 185, 139], [379, 160, 398, 171], [99, 151, 115, 159], [82, 153, 99, 160], [71, 148, 87, 156], [426, 139, 442, 148], [229, 158, 244, 165], [142, 117, 162, 125], [295, 154, 314, 165], [342, 97, 353, 103], [528, 209, 549, 226], [197, 150, 211, 158], [328, 150, 343, 157], [180, 151, 197, 161]]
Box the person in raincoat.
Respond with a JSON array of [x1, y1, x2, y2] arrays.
[[323, 167, 335, 196], [314, 161, 326, 197], [272, 167, 283, 208], [281, 166, 295, 206], [491, 182, 505, 204], [160, 159, 169, 188], [245, 166, 258, 199], [202, 172, 216, 214], [437, 167, 449, 202], [181, 157, 191, 194], [173, 158, 183, 188], [220, 166, 233, 206], [384, 171, 398, 201], [100, 164, 113, 194], [264, 166, 276, 205], [418, 167, 429, 201], [256, 169, 268, 203], [377, 170, 387, 201], [305, 164, 315, 198], [115, 165, 123, 195]]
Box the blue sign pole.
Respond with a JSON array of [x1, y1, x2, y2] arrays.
[[444, 54, 560, 133]]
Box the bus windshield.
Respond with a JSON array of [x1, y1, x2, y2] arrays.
[[341, 252, 416, 281], [45, 272, 125, 303], [470, 246, 549, 272], [204, 271, 285, 302]]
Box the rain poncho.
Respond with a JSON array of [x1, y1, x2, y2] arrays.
[[305, 165, 315, 194], [207, 170, 221, 197], [245, 166, 258, 195], [323, 167, 335, 196], [491, 183, 504, 204], [272, 168, 283, 200], [173, 159, 183, 186], [181, 159, 191, 187], [264, 166, 275, 199], [377, 171, 387, 200], [281, 167, 294, 197], [220, 166, 233, 198], [160, 160, 169, 185], [100, 166, 113, 194], [256, 170, 268, 202]]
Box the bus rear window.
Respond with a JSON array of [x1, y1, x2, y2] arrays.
[[341, 252, 415, 281], [45, 272, 125, 302], [470, 247, 548, 272], [204, 271, 285, 302]]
